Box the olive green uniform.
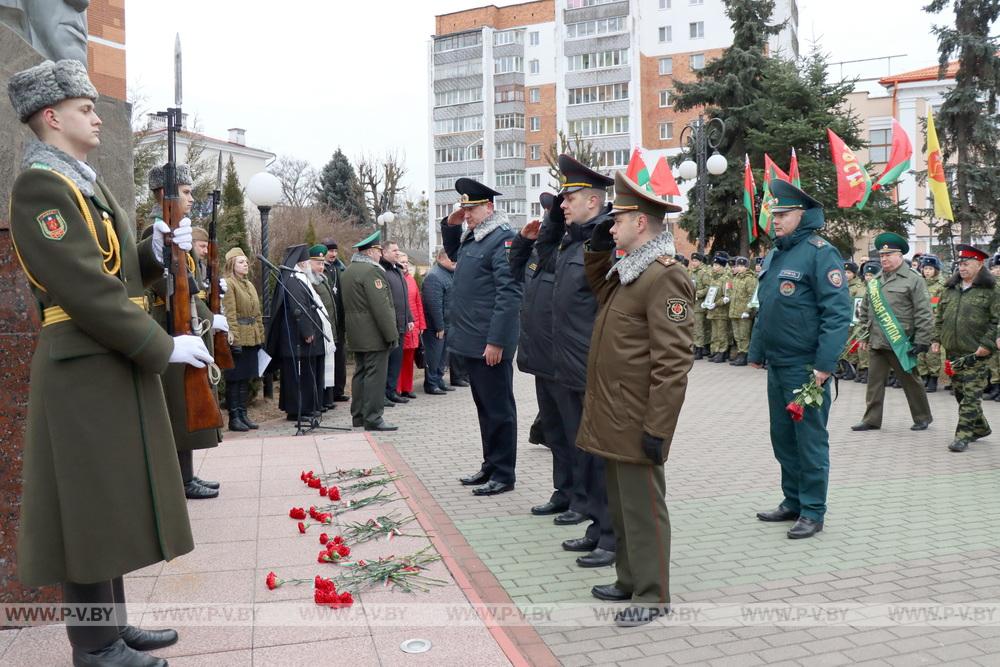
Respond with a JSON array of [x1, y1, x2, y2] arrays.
[[10, 163, 193, 587], [728, 270, 758, 354], [704, 266, 732, 354], [690, 265, 708, 349], [917, 275, 946, 378], [840, 277, 866, 369]]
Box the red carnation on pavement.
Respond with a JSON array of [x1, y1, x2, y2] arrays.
[[336, 544, 351, 558], [289, 507, 306, 520], [307, 477, 322, 489], [337, 591, 354, 606], [785, 401, 805, 422], [298, 522, 307, 534], [319, 533, 329, 545], [328, 487, 341, 501], [265, 572, 279, 590], [315, 575, 336, 591], [320, 486, 328, 497], [332, 535, 344, 545]]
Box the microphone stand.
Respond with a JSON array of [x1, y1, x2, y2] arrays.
[[259, 256, 348, 435]]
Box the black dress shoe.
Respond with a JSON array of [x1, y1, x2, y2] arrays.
[[403, 391, 417, 399], [440, 384, 456, 392], [756, 505, 799, 522], [592, 583, 631, 601], [851, 422, 880, 431], [120, 625, 179, 651], [387, 392, 409, 404], [948, 439, 970, 452], [192, 476, 219, 490], [562, 536, 598, 552], [450, 379, 470, 387], [364, 419, 398, 432], [459, 470, 490, 486], [911, 419, 932, 431], [334, 395, 351, 402], [184, 480, 219, 499], [787, 517, 823, 539], [554, 510, 587, 525], [530, 501, 569, 516], [577, 548, 615, 568], [352, 417, 363, 428], [926, 376, 938, 393], [709, 352, 725, 363], [472, 480, 514, 496], [423, 387, 447, 395], [383, 399, 395, 407], [73, 638, 166, 667], [614, 606, 670, 628]]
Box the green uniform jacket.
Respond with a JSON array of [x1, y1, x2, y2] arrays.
[[342, 256, 398, 352], [223, 275, 265, 347], [925, 275, 945, 311], [11, 165, 193, 586], [704, 267, 732, 320], [728, 271, 758, 318], [933, 267, 1000, 356], [860, 265, 934, 351], [691, 265, 707, 313]]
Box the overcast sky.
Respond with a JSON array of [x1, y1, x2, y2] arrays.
[[125, 0, 947, 197]]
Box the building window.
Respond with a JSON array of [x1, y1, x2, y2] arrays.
[[434, 32, 482, 53], [529, 59, 540, 74], [529, 88, 541, 103], [690, 0, 703, 4], [566, 0, 619, 8], [494, 56, 523, 74], [659, 57, 673, 75], [567, 49, 629, 72], [568, 116, 629, 138], [869, 129, 891, 163], [690, 21, 704, 39], [436, 146, 482, 163], [496, 199, 525, 215], [529, 116, 541, 131], [494, 29, 523, 46], [530, 173, 541, 187], [658, 26, 671, 43], [496, 170, 526, 187], [531, 202, 542, 217], [565, 16, 627, 39], [434, 115, 484, 134], [567, 82, 629, 105], [434, 87, 483, 107], [435, 203, 453, 218], [690, 53, 705, 70], [529, 31, 539, 46], [594, 149, 630, 168], [495, 113, 525, 130], [658, 89, 673, 108], [659, 122, 674, 140], [530, 144, 541, 160], [495, 85, 525, 103], [659, 0, 671, 7], [436, 60, 482, 79], [495, 142, 526, 159]]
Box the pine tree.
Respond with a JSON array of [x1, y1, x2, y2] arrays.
[[316, 148, 370, 225], [924, 0, 1000, 245], [219, 156, 249, 257], [305, 219, 317, 247]]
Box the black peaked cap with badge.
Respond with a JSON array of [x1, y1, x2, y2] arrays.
[[455, 177, 502, 208], [558, 154, 614, 193], [609, 171, 681, 219]]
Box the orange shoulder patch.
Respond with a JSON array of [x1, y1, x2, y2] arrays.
[[655, 256, 676, 267]]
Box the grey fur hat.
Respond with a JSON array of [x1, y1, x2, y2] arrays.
[[148, 163, 194, 190], [7, 59, 99, 123]]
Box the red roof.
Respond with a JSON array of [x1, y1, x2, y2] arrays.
[[879, 60, 959, 87]]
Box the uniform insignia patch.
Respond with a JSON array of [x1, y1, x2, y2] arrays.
[[778, 269, 802, 280], [374, 279, 384, 289], [37, 209, 67, 240], [779, 280, 796, 296], [528, 262, 538, 272], [827, 269, 844, 288], [666, 298, 688, 322]]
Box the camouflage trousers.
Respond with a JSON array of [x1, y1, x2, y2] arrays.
[[693, 310, 708, 347], [839, 325, 863, 368], [916, 349, 944, 377], [731, 318, 752, 354], [709, 318, 730, 354], [951, 357, 991, 442]]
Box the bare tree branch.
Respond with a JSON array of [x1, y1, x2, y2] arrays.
[[269, 156, 318, 208]]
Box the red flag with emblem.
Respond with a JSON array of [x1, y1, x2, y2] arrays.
[[827, 128, 872, 209], [649, 156, 680, 196]]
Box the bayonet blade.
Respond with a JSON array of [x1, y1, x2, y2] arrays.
[[216, 152, 224, 191], [174, 33, 183, 107]]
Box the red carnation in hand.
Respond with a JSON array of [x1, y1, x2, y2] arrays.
[[265, 571, 279, 590], [289, 507, 306, 520], [328, 487, 341, 501], [944, 360, 954, 377], [785, 401, 805, 422], [298, 522, 307, 534]]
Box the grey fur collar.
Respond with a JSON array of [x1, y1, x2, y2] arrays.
[[607, 231, 677, 285], [351, 253, 384, 271], [462, 209, 511, 243], [22, 139, 96, 196]]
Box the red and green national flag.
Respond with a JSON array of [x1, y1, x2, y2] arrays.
[[873, 119, 912, 191], [625, 148, 650, 187], [649, 156, 680, 196], [757, 154, 790, 236], [743, 154, 757, 239], [789, 147, 801, 188]]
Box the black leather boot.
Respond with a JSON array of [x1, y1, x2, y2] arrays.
[[228, 410, 250, 432], [926, 376, 938, 393], [693, 346, 704, 360], [239, 382, 259, 429], [226, 382, 249, 431]]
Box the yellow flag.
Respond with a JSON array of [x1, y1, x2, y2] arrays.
[[926, 109, 954, 221]]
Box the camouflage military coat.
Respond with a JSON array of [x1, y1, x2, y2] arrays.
[[933, 267, 1000, 357]]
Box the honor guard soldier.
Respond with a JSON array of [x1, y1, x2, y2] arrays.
[[917, 255, 946, 392], [933, 245, 1000, 451], [8, 59, 212, 666], [442, 178, 523, 496], [852, 232, 934, 433], [690, 252, 710, 359], [836, 261, 865, 381], [342, 231, 399, 431], [576, 171, 693, 626], [704, 251, 732, 361], [748, 179, 851, 539], [728, 256, 757, 366]]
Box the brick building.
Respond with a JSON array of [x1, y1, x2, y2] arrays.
[[87, 0, 126, 99]]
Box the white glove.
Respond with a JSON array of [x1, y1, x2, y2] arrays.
[[169, 335, 213, 368], [219, 277, 228, 295], [212, 314, 229, 333], [702, 302, 715, 310], [152, 217, 193, 263], [722, 297, 730, 304], [741, 312, 750, 319]]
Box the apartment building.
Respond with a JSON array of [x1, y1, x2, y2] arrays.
[[428, 0, 798, 249]]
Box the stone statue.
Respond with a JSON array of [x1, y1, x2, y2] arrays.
[[0, 0, 88, 64]]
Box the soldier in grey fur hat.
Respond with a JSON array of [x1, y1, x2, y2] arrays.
[[8, 59, 208, 666]]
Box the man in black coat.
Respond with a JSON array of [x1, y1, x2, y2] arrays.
[[380, 240, 414, 404], [322, 238, 349, 402], [264, 244, 327, 423], [421, 247, 457, 394]]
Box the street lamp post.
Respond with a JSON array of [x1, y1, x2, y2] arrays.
[[377, 210, 396, 243], [678, 114, 727, 253]]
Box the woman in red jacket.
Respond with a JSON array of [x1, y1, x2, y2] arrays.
[[397, 252, 426, 398]]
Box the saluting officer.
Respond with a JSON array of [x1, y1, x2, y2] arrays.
[[442, 178, 523, 496], [749, 179, 852, 539], [342, 231, 399, 432], [576, 172, 692, 627], [933, 245, 1000, 452], [852, 232, 934, 432], [8, 59, 211, 666]]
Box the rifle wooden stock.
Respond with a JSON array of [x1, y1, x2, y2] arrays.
[[207, 236, 235, 370]]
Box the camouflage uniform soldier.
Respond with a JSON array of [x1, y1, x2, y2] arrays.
[[916, 255, 946, 392], [854, 260, 880, 383], [727, 256, 757, 366], [690, 252, 709, 359], [985, 255, 1000, 400], [932, 245, 1000, 452], [703, 252, 732, 362]]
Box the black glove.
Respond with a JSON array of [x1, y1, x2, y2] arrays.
[[548, 193, 566, 226], [641, 432, 665, 465], [911, 343, 929, 355], [588, 216, 615, 252], [231, 345, 243, 355]]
